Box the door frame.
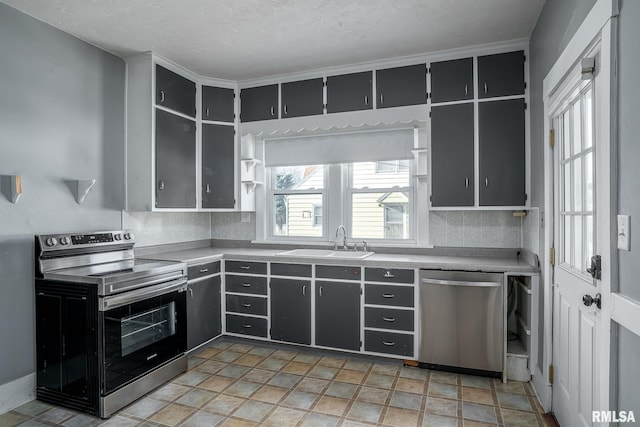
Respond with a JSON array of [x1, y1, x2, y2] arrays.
[[539, 0, 619, 413]]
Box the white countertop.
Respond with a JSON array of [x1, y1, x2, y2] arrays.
[[140, 246, 538, 274]]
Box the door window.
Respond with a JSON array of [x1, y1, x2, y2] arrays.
[[559, 86, 594, 276]]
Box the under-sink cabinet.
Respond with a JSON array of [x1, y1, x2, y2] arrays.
[[186, 260, 222, 351], [270, 264, 312, 345]]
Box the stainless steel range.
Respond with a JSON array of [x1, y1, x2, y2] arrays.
[[34, 230, 188, 418]]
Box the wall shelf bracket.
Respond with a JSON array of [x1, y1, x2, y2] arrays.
[[1, 175, 22, 204]]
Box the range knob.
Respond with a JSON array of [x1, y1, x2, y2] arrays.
[[123, 233, 133, 240], [60, 236, 71, 245], [114, 234, 122, 241], [45, 237, 57, 247]]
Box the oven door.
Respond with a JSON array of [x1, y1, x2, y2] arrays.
[[100, 278, 187, 395]]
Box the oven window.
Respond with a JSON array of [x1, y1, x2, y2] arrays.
[[121, 302, 176, 357]]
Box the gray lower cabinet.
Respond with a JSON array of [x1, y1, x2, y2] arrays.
[[430, 103, 475, 207], [155, 108, 196, 208], [270, 278, 311, 345], [315, 281, 361, 351], [430, 57, 474, 103], [155, 64, 196, 118], [478, 50, 525, 99], [187, 275, 222, 351], [479, 99, 526, 206], [281, 78, 324, 118], [376, 64, 427, 108], [202, 86, 235, 123], [240, 84, 278, 122], [326, 71, 373, 113], [202, 124, 235, 209]]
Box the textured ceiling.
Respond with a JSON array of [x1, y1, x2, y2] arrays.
[[1, 0, 545, 80]]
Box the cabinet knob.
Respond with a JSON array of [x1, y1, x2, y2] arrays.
[[205, 184, 211, 194], [158, 180, 165, 191]]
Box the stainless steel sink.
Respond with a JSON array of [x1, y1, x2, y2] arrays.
[[275, 249, 374, 259]]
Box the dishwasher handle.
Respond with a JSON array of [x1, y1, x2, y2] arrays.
[[421, 278, 501, 287]]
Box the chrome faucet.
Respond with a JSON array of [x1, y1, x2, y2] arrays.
[[335, 225, 347, 250]]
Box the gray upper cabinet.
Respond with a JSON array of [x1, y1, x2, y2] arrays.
[[155, 65, 196, 118], [430, 57, 474, 103], [202, 124, 235, 209], [240, 84, 278, 122], [326, 71, 373, 113], [477, 51, 525, 99], [479, 99, 526, 206], [281, 78, 324, 118], [376, 64, 427, 108], [315, 280, 361, 351], [431, 103, 475, 207], [202, 86, 235, 123], [155, 109, 196, 208], [270, 278, 311, 345]]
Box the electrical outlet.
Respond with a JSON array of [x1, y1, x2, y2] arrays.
[[617, 214, 630, 251]]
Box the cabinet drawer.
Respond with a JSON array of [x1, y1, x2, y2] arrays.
[[316, 265, 361, 281], [225, 275, 268, 295], [365, 330, 414, 357], [226, 294, 267, 316], [188, 261, 221, 280], [226, 314, 267, 338], [225, 261, 267, 275], [365, 284, 414, 307], [365, 268, 414, 284], [271, 263, 312, 277], [365, 307, 414, 332]]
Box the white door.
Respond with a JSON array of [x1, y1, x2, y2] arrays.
[[547, 19, 614, 425]]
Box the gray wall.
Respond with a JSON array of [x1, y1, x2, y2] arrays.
[[0, 3, 125, 385], [616, 0, 640, 414], [529, 0, 597, 375]]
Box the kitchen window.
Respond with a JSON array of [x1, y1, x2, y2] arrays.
[[260, 127, 423, 244]]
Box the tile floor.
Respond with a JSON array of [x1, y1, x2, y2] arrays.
[[0, 337, 556, 427]]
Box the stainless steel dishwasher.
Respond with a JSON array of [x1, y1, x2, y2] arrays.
[[419, 270, 504, 374]]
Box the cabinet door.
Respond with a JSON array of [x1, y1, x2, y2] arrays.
[[430, 57, 473, 103], [202, 86, 235, 122], [316, 281, 360, 351], [240, 84, 278, 122], [376, 64, 427, 108], [479, 99, 526, 206], [478, 51, 525, 99], [431, 103, 475, 207], [202, 124, 235, 209], [270, 278, 311, 345], [155, 65, 196, 118], [326, 71, 373, 113], [281, 78, 324, 118], [187, 276, 222, 350], [155, 109, 196, 208]]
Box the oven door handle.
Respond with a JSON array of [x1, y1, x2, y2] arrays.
[[100, 278, 187, 311]]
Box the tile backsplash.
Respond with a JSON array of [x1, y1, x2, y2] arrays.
[[122, 211, 212, 247], [429, 211, 522, 248]]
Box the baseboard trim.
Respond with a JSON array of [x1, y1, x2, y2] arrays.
[[0, 373, 36, 415]]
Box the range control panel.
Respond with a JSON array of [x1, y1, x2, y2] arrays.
[[37, 230, 134, 251]]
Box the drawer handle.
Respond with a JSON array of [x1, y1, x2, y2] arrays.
[[302, 285, 306, 296], [199, 268, 209, 273], [242, 324, 252, 328], [382, 294, 395, 298], [242, 303, 252, 308], [383, 270, 395, 278], [383, 341, 395, 346], [383, 317, 396, 322], [364, 95, 368, 106], [242, 283, 252, 287], [240, 266, 251, 270]]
